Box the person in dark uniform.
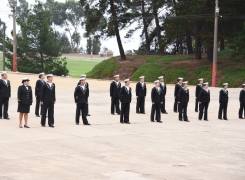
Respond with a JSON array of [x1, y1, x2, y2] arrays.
[[41, 74, 56, 128], [198, 82, 210, 121], [110, 75, 121, 115], [119, 79, 132, 124], [136, 76, 146, 114], [18, 78, 33, 128], [173, 77, 183, 113], [74, 78, 90, 125], [238, 84, 245, 119], [35, 72, 45, 117], [151, 80, 163, 123], [80, 74, 90, 116], [218, 83, 229, 120], [178, 81, 189, 122], [159, 76, 167, 114], [195, 78, 203, 112], [0, 71, 11, 120]]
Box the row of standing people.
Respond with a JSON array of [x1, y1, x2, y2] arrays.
[[0, 72, 245, 128]]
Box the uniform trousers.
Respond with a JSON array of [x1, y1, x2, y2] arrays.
[[120, 103, 130, 123], [173, 97, 179, 112], [76, 103, 88, 124], [35, 95, 43, 116], [199, 102, 209, 120], [195, 97, 199, 112], [41, 100, 54, 125], [0, 98, 9, 118], [218, 102, 228, 119], [238, 102, 245, 118], [179, 102, 188, 120], [111, 97, 120, 114], [136, 96, 145, 113], [151, 102, 161, 121], [161, 96, 166, 113]]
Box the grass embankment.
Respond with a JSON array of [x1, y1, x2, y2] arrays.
[[87, 50, 245, 87]]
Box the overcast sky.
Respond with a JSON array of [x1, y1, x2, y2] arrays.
[[0, 0, 141, 55]]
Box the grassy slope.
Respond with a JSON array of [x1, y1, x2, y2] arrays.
[[87, 50, 245, 87]]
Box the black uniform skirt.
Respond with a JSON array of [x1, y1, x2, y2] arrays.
[[17, 104, 30, 113]]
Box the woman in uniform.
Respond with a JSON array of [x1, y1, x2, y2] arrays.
[[18, 78, 33, 128]]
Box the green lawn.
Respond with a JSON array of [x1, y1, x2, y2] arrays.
[[65, 57, 100, 78]]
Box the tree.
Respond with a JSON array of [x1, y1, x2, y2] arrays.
[[80, 0, 127, 60], [86, 37, 101, 55], [5, 1, 69, 75]]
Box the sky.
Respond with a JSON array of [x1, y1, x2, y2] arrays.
[[0, 0, 141, 55]]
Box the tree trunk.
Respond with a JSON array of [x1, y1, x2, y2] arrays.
[[110, 0, 126, 60], [220, 38, 225, 51], [186, 30, 193, 54], [152, 0, 164, 54], [195, 20, 202, 60], [142, 0, 150, 54], [207, 46, 213, 62]]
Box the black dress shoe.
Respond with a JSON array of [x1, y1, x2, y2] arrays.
[[120, 121, 124, 123], [224, 119, 228, 120], [49, 124, 54, 128], [195, 110, 198, 112], [136, 112, 140, 114], [84, 123, 90, 125], [24, 125, 30, 128], [239, 117, 244, 119], [4, 117, 10, 120], [174, 111, 178, 113], [218, 118, 222, 120], [184, 120, 190, 122], [111, 113, 115, 115], [199, 119, 202, 121], [117, 113, 120, 115], [162, 112, 168, 114], [87, 114, 91, 116], [204, 119, 209, 121], [151, 120, 154, 122], [179, 119, 182, 121], [157, 121, 162, 123], [76, 123, 79, 125], [125, 122, 130, 124], [141, 112, 146, 114], [41, 124, 45, 127], [36, 115, 40, 117]]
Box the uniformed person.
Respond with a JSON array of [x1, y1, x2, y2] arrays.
[[174, 77, 183, 113], [151, 80, 163, 123], [198, 82, 210, 121], [218, 83, 229, 120], [74, 78, 90, 125], [80, 74, 90, 116], [18, 78, 33, 128], [41, 74, 56, 128], [110, 75, 121, 115], [159, 76, 167, 114], [35, 72, 45, 117], [195, 78, 203, 112], [238, 84, 245, 119], [136, 76, 146, 114], [178, 81, 189, 122], [0, 71, 11, 120], [119, 79, 132, 124]]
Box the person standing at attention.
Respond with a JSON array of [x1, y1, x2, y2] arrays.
[[35, 72, 45, 117], [136, 76, 146, 114], [110, 75, 121, 115], [0, 71, 11, 120]]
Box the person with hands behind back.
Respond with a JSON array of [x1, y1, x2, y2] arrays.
[[151, 80, 163, 123], [74, 78, 90, 125], [17, 78, 33, 128]]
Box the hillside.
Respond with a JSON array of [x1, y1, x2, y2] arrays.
[[87, 50, 245, 87]]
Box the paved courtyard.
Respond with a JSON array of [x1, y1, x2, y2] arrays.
[[0, 73, 244, 180]]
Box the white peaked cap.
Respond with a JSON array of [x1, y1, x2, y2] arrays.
[[139, 76, 145, 79], [203, 82, 209, 85], [154, 80, 160, 84], [79, 78, 85, 81], [1, 71, 7, 75], [158, 76, 164, 79], [114, 74, 119, 78], [223, 83, 228, 86], [124, 79, 130, 82], [22, 77, 30, 81], [178, 77, 183, 80], [198, 78, 203, 81], [39, 72, 45, 75], [183, 81, 188, 84], [47, 74, 53, 77], [81, 74, 86, 77]]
